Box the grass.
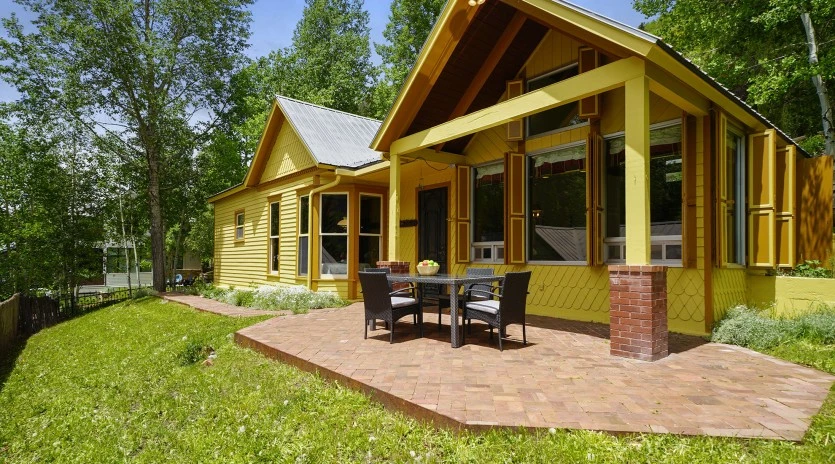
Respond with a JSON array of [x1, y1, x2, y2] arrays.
[[0, 298, 833, 463]]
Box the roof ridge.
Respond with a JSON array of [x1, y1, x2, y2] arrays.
[[276, 95, 382, 123]]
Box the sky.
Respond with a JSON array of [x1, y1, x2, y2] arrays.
[[0, 0, 649, 103]]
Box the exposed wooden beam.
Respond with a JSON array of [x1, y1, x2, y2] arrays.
[[406, 148, 469, 166], [435, 12, 527, 152], [624, 75, 651, 264], [390, 57, 645, 156], [646, 62, 709, 117]]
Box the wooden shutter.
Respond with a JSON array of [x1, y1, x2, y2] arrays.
[[456, 165, 471, 263], [775, 145, 796, 267], [682, 114, 698, 268], [578, 47, 600, 118], [747, 129, 777, 268], [505, 152, 526, 264], [715, 112, 729, 267], [586, 132, 604, 265], [506, 80, 524, 141]]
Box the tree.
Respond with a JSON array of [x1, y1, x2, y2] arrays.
[[634, 0, 835, 155], [1, 0, 253, 291], [282, 0, 375, 115], [371, 0, 444, 118]]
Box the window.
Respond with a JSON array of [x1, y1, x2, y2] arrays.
[[473, 163, 504, 262], [235, 211, 245, 240], [298, 196, 309, 276], [359, 194, 382, 271], [269, 201, 280, 273], [725, 128, 746, 264], [604, 123, 683, 263], [320, 193, 348, 276], [526, 64, 584, 138], [528, 142, 587, 262], [106, 247, 130, 274]]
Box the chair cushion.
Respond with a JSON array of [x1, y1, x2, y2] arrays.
[[465, 299, 500, 315], [391, 296, 418, 308]]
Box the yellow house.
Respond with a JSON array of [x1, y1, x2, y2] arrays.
[[212, 0, 833, 359]]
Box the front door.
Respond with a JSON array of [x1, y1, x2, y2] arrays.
[[418, 187, 448, 284]]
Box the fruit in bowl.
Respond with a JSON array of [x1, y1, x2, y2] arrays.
[[416, 259, 440, 276]]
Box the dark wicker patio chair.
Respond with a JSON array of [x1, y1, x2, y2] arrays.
[[359, 271, 423, 343], [461, 271, 531, 351], [364, 267, 417, 325], [437, 267, 494, 332]]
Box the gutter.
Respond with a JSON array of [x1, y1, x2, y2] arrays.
[[306, 174, 342, 289]]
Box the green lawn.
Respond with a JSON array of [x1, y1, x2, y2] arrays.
[[1, 298, 834, 463]]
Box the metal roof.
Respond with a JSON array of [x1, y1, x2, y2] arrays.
[[276, 96, 383, 169]]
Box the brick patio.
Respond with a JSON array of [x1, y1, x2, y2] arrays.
[[234, 303, 834, 440]]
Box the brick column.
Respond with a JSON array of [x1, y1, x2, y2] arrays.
[[376, 261, 411, 291], [608, 265, 668, 361]]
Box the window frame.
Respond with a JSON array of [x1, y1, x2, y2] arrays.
[[268, 201, 280, 274], [358, 193, 383, 271], [525, 62, 589, 140], [525, 140, 589, 266], [234, 210, 245, 242], [297, 195, 309, 277], [471, 161, 505, 264], [319, 192, 349, 279], [726, 125, 747, 266], [601, 119, 685, 267]]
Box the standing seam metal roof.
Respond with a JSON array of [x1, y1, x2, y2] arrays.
[[276, 95, 383, 169]]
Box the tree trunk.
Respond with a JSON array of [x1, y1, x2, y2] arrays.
[[147, 144, 166, 292], [801, 12, 834, 156]]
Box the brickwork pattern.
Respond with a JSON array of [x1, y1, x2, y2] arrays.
[[375, 261, 411, 291], [608, 265, 668, 361]]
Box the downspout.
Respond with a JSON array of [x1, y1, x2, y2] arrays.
[[306, 174, 342, 289]]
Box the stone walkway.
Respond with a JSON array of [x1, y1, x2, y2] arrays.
[[160, 293, 287, 317], [236, 303, 835, 441]]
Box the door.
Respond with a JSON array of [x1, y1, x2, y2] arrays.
[[418, 187, 448, 298]]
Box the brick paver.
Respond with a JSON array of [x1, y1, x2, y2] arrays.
[[161, 293, 288, 317], [236, 303, 834, 440]]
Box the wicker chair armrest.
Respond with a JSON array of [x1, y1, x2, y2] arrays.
[[390, 286, 418, 297], [464, 288, 502, 301]]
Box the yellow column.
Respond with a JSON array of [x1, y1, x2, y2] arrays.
[[624, 75, 651, 264], [388, 152, 401, 260]]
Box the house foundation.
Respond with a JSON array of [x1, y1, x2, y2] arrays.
[[608, 265, 669, 361]]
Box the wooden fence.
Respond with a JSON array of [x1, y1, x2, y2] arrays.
[[0, 289, 134, 350]]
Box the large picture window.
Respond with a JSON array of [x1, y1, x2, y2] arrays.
[[269, 201, 279, 273], [526, 64, 584, 138], [473, 163, 504, 262], [320, 193, 348, 276], [528, 143, 587, 262], [725, 129, 746, 265], [359, 194, 382, 270], [604, 123, 683, 263], [298, 196, 309, 276]]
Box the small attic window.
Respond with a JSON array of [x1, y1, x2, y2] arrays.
[[526, 63, 584, 138]]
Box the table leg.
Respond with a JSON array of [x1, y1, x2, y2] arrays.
[[449, 283, 461, 348]]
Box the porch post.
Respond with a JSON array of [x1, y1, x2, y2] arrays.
[[608, 74, 668, 361], [388, 152, 401, 261]]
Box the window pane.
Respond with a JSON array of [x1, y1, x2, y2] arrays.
[[270, 202, 280, 237], [474, 163, 504, 242], [321, 236, 348, 275], [236, 213, 244, 226], [321, 194, 348, 234], [666, 244, 682, 260], [298, 236, 308, 276], [528, 144, 587, 262], [360, 196, 381, 234], [726, 132, 739, 264], [358, 236, 380, 271], [527, 65, 582, 137], [271, 238, 279, 272], [299, 196, 309, 235], [605, 125, 683, 240]]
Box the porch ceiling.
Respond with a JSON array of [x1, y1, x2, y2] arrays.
[[404, 1, 548, 154]]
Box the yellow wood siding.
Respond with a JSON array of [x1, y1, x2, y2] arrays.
[[259, 123, 316, 183], [524, 29, 582, 79]]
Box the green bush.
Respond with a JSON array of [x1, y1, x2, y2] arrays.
[[780, 260, 833, 278], [177, 339, 214, 365], [712, 305, 835, 350], [132, 287, 158, 299]]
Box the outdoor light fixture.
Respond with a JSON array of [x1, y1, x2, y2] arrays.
[[532, 209, 542, 219], [468, 0, 486, 6]]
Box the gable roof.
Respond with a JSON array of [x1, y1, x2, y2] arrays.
[[370, 0, 805, 155], [277, 96, 383, 169]]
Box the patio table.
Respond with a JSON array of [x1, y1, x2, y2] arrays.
[[387, 273, 504, 348]]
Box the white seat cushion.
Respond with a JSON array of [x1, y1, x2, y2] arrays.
[[465, 299, 500, 315], [391, 297, 417, 308]]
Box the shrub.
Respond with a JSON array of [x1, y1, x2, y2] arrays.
[[177, 339, 214, 365], [250, 284, 347, 313], [132, 287, 158, 299], [712, 305, 835, 350], [780, 260, 833, 278]]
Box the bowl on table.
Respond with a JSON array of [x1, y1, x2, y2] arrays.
[[416, 264, 440, 276]]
